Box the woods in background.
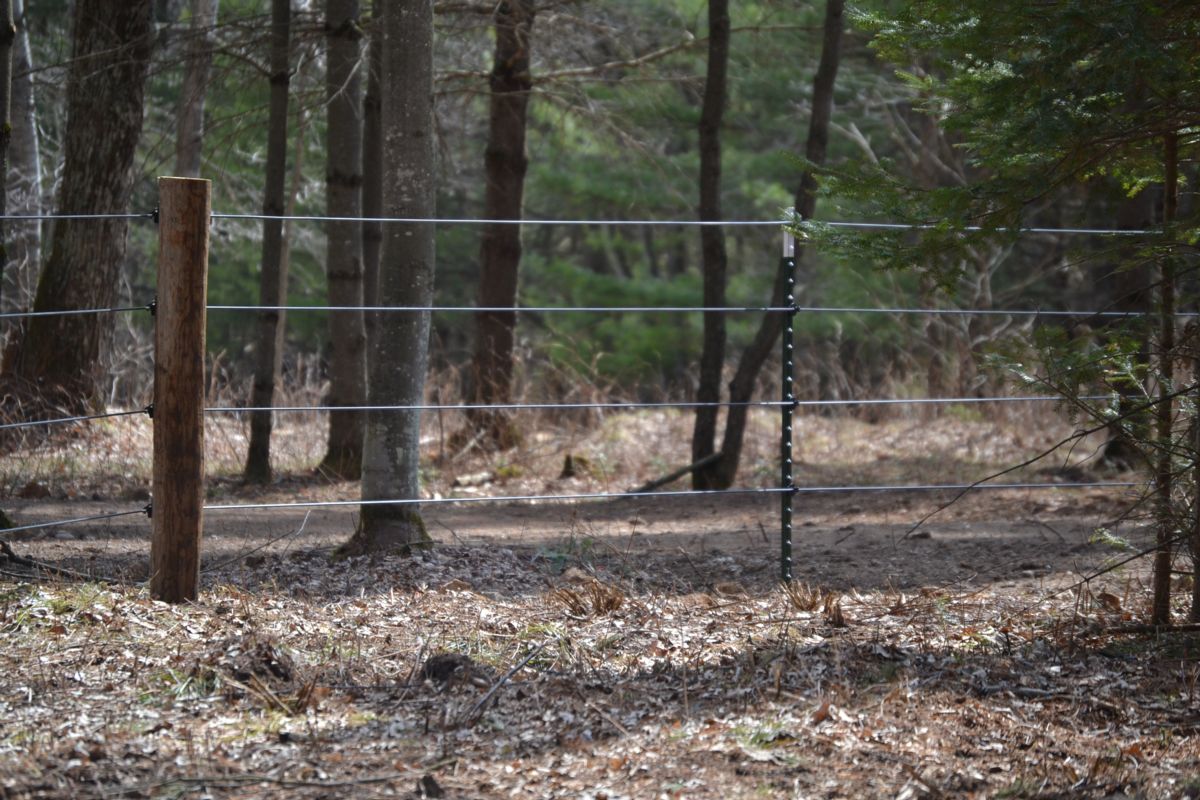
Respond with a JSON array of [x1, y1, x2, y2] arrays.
[[0, 0, 1196, 620]]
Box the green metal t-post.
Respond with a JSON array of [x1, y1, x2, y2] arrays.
[[780, 225, 796, 582]]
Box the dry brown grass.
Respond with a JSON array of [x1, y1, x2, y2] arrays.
[[0, 391, 1104, 519]]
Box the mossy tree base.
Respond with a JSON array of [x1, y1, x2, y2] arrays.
[[336, 506, 432, 558]]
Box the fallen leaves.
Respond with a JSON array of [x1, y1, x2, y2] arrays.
[[0, 533, 1196, 799]]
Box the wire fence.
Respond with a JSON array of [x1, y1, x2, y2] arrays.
[[0, 209, 1158, 234], [0, 407, 149, 432], [0, 207, 1159, 585], [208, 211, 1155, 236], [208, 303, 1190, 318], [0, 304, 150, 320], [5, 394, 1117, 430], [4, 301, 1188, 323], [201, 480, 1139, 514]]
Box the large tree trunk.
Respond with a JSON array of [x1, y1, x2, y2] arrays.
[[318, 0, 367, 479], [343, 0, 436, 555], [1, 0, 153, 411], [464, 0, 535, 449], [703, 0, 843, 489], [690, 0, 730, 490], [361, 1, 382, 343], [4, 0, 39, 315], [243, 0, 291, 483], [173, 0, 217, 178]]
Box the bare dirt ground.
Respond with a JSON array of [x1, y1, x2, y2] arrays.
[[2, 409, 1198, 798]]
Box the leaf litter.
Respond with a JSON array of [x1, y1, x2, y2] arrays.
[[1, 409, 1196, 797], [2, 534, 1200, 800]]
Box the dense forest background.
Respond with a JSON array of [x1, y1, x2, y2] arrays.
[[5, 0, 1150, 408], [3, 1, 1196, 548]]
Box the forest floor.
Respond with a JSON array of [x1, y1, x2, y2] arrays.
[[2, 406, 1199, 798]]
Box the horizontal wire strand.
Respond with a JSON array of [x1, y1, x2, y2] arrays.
[[0, 408, 147, 431], [203, 480, 1135, 513], [207, 304, 1191, 318], [818, 220, 1152, 236], [0, 212, 155, 221], [209, 400, 786, 413], [0, 305, 149, 320], [797, 305, 1196, 318], [792, 480, 1140, 494], [207, 487, 788, 511], [209, 304, 790, 313], [794, 394, 1110, 408], [211, 212, 1154, 236], [2, 303, 1182, 320], [0, 508, 148, 536], [211, 213, 781, 227], [0, 395, 1112, 431], [204, 395, 1109, 414], [0, 210, 1150, 236]]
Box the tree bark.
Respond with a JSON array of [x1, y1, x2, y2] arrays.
[[700, 0, 843, 489], [1153, 131, 1178, 626], [0, 0, 15, 314], [690, 0, 730, 490], [343, 0, 436, 554], [464, 0, 535, 449], [318, 0, 367, 479], [361, 0, 382, 343], [1, 0, 153, 411], [4, 0, 39, 314], [173, 0, 218, 178], [243, 0, 291, 483]]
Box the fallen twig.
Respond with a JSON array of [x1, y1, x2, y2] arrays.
[[899, 385, 1187, 540], [116, 769, 433, 796], [630, 452, 722, 494], [201, 510, 313, 573], [0, 539, 119, 583], [461, 641, 546, 725], [585, 699, 632, 736]]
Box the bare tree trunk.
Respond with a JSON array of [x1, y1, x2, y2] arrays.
[[1152, 132, 1178, 626], [243, 0, 291, 483], [1192, 335, 1200, 623], [343, 0, 436, 555], [690, 0, 730, 490], [706, 0, 843, 488], [318, 0, 367, 479], [0, 0, 15, 313], [173, 0, 217, 178], [1, 0, 153, 412], [4, 0, 39, 314], [464, 0, 535, 449], [361, 0, 382, 342]]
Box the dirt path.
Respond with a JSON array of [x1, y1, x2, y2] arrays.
[[3, 482, 1144, 596]]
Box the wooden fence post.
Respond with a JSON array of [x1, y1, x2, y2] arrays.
[[151, 177, 210, 602]]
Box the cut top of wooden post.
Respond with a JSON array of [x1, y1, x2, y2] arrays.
[[151, 177, 211, 603]]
